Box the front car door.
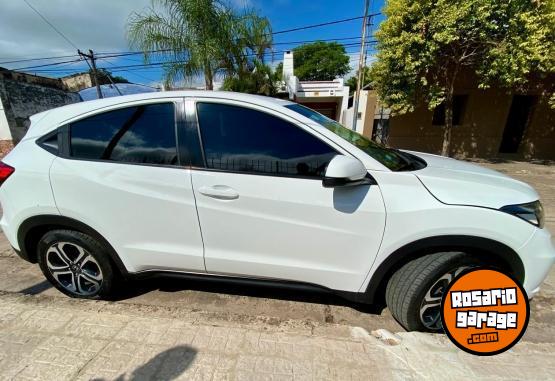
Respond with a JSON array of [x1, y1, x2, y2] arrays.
[[50, 99, 205, 274], [189, 98, 386, 292]]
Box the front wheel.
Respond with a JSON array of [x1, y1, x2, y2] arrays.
[[385, 252, 478, 332], [37, 229, 116, 299]]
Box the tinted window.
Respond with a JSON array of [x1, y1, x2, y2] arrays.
[[285, 103, 413, 171], [39, 132, 59, 154], [70, 103, 178, 165], [197, 103, 337, 177]]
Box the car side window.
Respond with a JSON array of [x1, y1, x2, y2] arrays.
[[196, 102, 338, 178], [69, 103, 178, 166]]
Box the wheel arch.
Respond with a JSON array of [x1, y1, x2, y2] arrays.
[[17, 215, 129, 277], [363, 235, 525, 306]]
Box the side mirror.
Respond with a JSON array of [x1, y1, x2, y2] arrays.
[[322, 155, 374, 188]]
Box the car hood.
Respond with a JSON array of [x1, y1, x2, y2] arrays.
[[405, 151, 539, 209]]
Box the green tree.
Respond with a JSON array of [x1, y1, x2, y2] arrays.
[[93, 69, 130, 85], [371, 0, 555, 156], [127, 0, 272, 90], [222, 60, 281, 96], [346, 66, 372, 93], [292, 41, 350, 81], [274, 62, 283, 82], [218, 11, 274, 93]]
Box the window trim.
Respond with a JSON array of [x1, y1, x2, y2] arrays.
[[57, 100, 185, 169], [36, 129, 61, 155], [190, 98, 342, 180]]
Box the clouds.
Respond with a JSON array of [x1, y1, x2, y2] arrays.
[[0, 0, 151, 60], [0, 0, 372, 84]]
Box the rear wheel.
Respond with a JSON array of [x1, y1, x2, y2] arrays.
[[385, 252, 479, 332], [37, 230, 115, 299]]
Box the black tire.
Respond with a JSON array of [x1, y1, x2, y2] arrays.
[[37, 229, 116, 299], [385, 252, 480, 332]]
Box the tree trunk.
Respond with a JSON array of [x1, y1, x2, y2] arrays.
[[441, 93, 454, 157], [441, 64, 459, 157], [204, 67, 214, 90]]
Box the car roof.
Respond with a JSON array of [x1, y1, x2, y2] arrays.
[[25, 90, 296, 139]]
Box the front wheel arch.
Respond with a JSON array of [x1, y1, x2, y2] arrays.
[[364, 235, 525, 306]]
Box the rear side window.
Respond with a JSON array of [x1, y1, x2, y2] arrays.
[[38, 131, 59, 155], [69, 103, 178, 165], [196, 102, 338, 178]]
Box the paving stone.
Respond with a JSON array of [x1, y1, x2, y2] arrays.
[[13, 335, 106, 380]]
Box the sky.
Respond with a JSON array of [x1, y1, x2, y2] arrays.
[[0, 0, 386, 88]]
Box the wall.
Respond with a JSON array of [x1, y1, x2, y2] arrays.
[[520, 95, 555, 159], [0, 97, 11, 140], [341, 90, 376, 136], [61, 73, 93, 92], [0, 69, 80, 143], [385, 73, 555, 160]]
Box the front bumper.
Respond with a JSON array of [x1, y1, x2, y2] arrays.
[[519, 227, 555, 296]]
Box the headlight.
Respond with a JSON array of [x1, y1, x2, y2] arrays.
[[500, 200, 544, 228]]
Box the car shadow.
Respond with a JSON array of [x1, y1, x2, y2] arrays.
[[110, 274, 384, 314], [92, 345, 197, 381], [18, 280, 52, 295], [333, 185, 370, 214]]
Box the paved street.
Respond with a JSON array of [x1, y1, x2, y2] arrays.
[[0, 160, 554, 380]]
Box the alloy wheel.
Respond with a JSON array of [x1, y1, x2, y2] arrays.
[[419, 266, 470, 331], [45, 241, 103, 296]]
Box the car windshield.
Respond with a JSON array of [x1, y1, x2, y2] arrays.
[[285, 103, 412, 171]]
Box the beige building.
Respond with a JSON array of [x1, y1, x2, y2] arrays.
[[342, 90, 381, 138], [281, 51, 349, 122], [60, 72, 94, 92], [352, 74, 555, 160]]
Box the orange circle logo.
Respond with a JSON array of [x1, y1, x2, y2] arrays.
[[441, 268, 529, 355]]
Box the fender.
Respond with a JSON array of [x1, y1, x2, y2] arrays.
[[357, 235, 525, 305], [17, 215, 129, 277]]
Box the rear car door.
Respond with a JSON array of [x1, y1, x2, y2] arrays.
[[190, 99, 386, 292], [50, 99, 205, 273]]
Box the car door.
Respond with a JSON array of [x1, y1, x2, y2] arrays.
[[50, 99, 205, 274], [190, 99, 386, 292]]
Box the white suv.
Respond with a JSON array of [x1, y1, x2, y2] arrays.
[[1, 91, 553, 332]]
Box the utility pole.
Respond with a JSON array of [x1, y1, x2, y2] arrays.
[[351, 0, 371, 131], [78, 49, 103, 99], [104, 70, 123, 96]]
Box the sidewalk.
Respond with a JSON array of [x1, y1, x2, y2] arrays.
[[0, 291, 553, 381]]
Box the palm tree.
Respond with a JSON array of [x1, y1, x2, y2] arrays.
[[127, 0, 272, 90], [219, 11, 276, 95], [222, 59, 280, 96]]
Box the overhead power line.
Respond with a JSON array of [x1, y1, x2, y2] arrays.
[[0, 54, 80, 66], [22, 0, 78, 50], [1, 12, 381, 66], [14, 38, 377, 72], [11, 58, 83, 71], [272, 13, 380, 35], [26, 41, 377, 75]]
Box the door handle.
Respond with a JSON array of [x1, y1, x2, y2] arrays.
[[198, 185, 239, 200]]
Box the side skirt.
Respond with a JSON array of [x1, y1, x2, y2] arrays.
[[128, 269, 374, 306]]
